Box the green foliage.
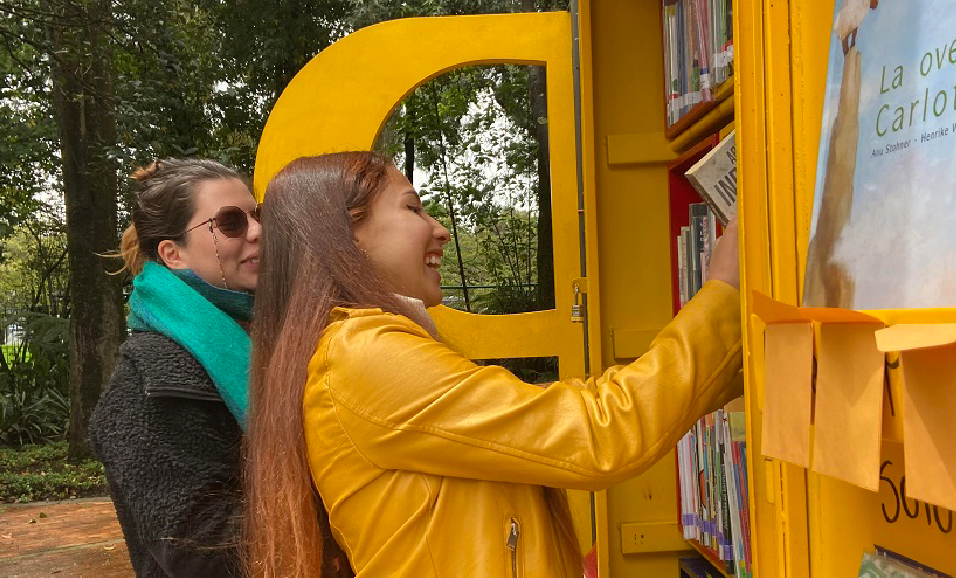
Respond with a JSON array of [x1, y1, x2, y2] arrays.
[[380, 64, 550, 315], [346, 0, 568, 28], [0, 16, 56, 240], [0, 0, 569, 444], [0, 312, 71, 447], [0, 210, 69, 316], [0, 209, 71, 447], [476, 356, 558, 384], [0, 441, 107, 503]]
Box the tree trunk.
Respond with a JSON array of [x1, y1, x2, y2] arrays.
[[529, 64, 554, 310], [405, 131, 415, 185], [48, 0, 125, 461]]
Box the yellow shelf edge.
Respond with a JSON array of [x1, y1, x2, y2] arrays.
[[665, 75, 735, 148], [670, 97, 735, 153], [687, 539, 736, 578], [714, 75, 735, 102]]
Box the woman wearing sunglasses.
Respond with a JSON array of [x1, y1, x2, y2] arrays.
[[90, 158, 261, 578]]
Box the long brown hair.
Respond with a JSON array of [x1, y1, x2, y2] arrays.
[[246, 152, 580, 578]]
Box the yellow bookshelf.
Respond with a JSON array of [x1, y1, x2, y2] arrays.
[[253, 1, 956, 576], [582, 0, 956, 576]]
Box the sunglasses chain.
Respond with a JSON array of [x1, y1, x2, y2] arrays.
[[209, 222, 230, 290]]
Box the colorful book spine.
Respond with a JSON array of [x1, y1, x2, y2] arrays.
[[661, 0, 734, 127], [672, 200, 749, 576]]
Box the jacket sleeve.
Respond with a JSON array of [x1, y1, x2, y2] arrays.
[[309, 280, 743, 491], [90, 355, 242, 578]]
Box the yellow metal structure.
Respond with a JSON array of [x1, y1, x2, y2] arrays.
[[254, 12, 590, 375], [254, 0, 956, 576], [740, 1, 956, 578], [577, 0, 703, 575]]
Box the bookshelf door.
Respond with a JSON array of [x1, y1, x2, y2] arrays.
[[254, 10, 604, 562]]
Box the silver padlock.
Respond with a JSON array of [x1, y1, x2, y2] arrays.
[[571, 284, 583, 323]]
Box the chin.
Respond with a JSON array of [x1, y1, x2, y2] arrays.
[[229, 279, 257, 293]]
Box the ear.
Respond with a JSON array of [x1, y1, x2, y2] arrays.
[[157, 238, 190, 270]]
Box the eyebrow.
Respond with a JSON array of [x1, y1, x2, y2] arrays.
[[403, 190, 422, 203]]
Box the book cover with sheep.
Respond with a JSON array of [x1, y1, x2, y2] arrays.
[[804, 0, 956, 309]]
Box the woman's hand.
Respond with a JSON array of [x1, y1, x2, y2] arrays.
[[707, 217, 740, 290]]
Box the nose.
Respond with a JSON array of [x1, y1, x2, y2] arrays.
[[246, 212, 262, 243], [431, 216, 450, 246]]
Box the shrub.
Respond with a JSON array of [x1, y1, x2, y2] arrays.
[[0, 441, 108, 503], [0, 312, 71, 446]]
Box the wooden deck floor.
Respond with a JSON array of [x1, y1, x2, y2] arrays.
[[0, 499, 132, 578]]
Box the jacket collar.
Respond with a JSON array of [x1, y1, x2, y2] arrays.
[[392, 294, 439, 339]]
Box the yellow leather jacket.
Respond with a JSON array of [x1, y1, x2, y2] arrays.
[[304, 281, 743, 578]]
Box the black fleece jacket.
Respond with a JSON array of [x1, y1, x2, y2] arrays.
[[89, 332, 243, 578]]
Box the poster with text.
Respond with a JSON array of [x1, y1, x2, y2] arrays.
[[804, 0, 956, 309]]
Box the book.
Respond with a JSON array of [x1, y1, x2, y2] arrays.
[[701, 209, 717, 284], [859, 550, 954, 578], [684, 131, 737, 225], [677, 231, 688, 307], [671, 195, 748, 577], [661, 0, 734, 127], [689, 204, 708, 295], [677, 407, 752, 577], [681, 226, 692, 307], [804, 0, 956, 308]]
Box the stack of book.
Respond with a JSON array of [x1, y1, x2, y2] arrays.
[[662, 0, 734, 127], [674, 136, 748, 576], [675, 202, 718, 309], [678, 130, 737, 309], [677, 409, 752, 578]]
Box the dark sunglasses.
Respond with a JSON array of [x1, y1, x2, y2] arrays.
[[185, 205, 261, 238]]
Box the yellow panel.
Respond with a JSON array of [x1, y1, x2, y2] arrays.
[[782, 3, 956, 577], [762, 0, 798, 305], [255, 9, 611, 564], [790, 1, 832, 293], [735, 0, 778, 574], [620, 522, 688, 554], [736, 0, 821, 575], [748, 0, 956, 575], [808, 442, 956, 578], [584, 0, 696, 575], [575, 0, 608, 566], [605, 132, 674, 166], [610, 327, 659, 360]]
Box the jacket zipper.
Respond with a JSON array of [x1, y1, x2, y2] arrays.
[[507, 517, 520, 578], [144, 386, 222, 402]]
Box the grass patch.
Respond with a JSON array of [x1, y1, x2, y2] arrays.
[[0, 441, 108, 503]]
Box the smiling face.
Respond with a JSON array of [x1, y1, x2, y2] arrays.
[[158, 177, 260, 292], [352, 166, 450, 307]]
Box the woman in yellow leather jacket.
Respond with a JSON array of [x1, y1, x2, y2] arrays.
[[246, 152, 742, 578]]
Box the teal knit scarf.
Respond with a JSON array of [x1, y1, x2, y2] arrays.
[[128, 261, 252, 429]]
